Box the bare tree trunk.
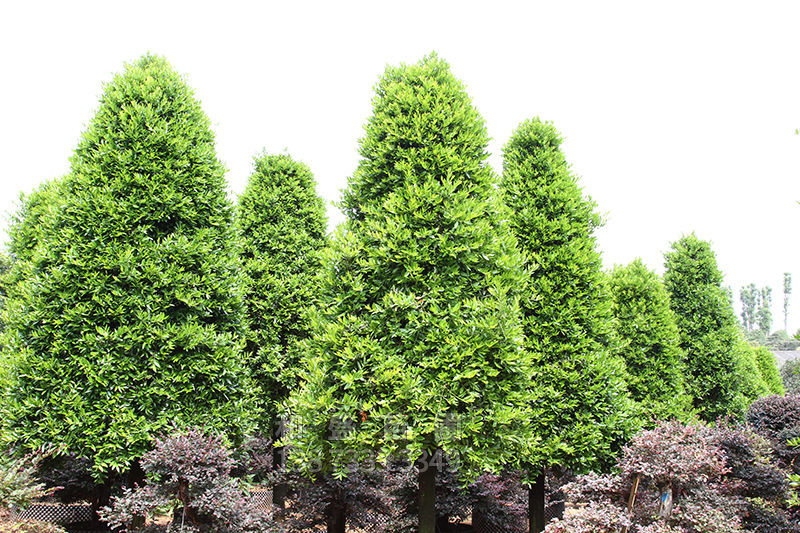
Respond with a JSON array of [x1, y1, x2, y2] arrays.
[[327, 486, 346, 533], [91, 479, 112, 530], [272, 421, 287, 516], [528, 470, 546, 533], [419, 458, 436, 533], [620, 475, 641, 533], [127, 460, 147, 529]]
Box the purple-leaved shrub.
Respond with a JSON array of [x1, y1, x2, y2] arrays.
[[546, 420, 744, 533], [100, 428, 276, 533]]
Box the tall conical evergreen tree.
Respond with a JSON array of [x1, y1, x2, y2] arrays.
[[2, 55, 252, 479], [500, 118, 637, 533], [236, 152, 327, 428], [608, 258, 693, 422], [663, 234, 751, 419], [287, 54, 538, 533], [236, 151, 328, 510]]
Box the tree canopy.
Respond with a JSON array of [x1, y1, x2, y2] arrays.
[[1, 54, 252, 478], [663, 234, 751, 420], [608, 258, 693, 422], [287, 53, 538, 482], [500, 117, 637, 473], [236, 151, 328, 430]]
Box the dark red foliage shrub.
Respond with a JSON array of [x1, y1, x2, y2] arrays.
[[230, 433, 273, 483], [470, 470, 527, 532], [389, 462, 481, 532], [714, 423, 787, 500], [99, 427, 276, 533], [747, 395, 800, 448], [271, 466, 394, 533], [619, 420, 730, 489], [36, 453, 95, 504], [550, 420, 745, 533]]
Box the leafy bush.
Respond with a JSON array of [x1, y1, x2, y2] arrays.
[[35, 453, 95, 504], [469, 470, 528, 532], [619, 420, 730, 490], [752, 346, 784, 395], [230, 433, 273, 484], [747, 394, 800, 468], [781, 359, 800, 395], [714, 422, 786, 500], [100, 428, 275, 533], [548, 421, 744, 533], [2, 54, 252, 479], [269, 466, 393, 533], [0, 449, 57, 512], [663, 234, 752, 420]]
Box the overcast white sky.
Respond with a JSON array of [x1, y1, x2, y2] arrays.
[[1, 1, 798, 331]]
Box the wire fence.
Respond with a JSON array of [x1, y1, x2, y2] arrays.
[[8, 483, 566, 532]]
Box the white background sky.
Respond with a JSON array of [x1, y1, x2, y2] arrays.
[[1, 1, 798, 331]]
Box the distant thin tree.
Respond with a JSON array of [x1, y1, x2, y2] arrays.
[[757, 286, 773, 334], [784, 272, 792, 332], [740, 283, 758, 331]]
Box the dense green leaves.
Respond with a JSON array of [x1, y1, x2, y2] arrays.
[[1, 54, 252, 478], [236, 152, 328, 428], [663, 234, 752, 420], [608, 259, 693, 422], [287, 54, 537, 482], [750, 346, 783, 395], [500, 118, 637, 472]]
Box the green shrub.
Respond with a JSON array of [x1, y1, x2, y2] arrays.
[[0, 449, 56, 512], [781, 359, 800, 395]]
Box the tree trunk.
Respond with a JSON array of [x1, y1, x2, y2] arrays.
[[127, 460, 147, 529], [327, 486, 346, 533], [657, 484, 673, 520], [91, 479, 112, 529], [528, 470, 546, 533], [419, 459, 436, 533], [272, 422, 287, 515]]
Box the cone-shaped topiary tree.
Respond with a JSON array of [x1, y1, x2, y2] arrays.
[[500, 117, 638, 533], [663, 233, 751, 420], [286, 53, 538, 533], [2, 54, 253, 482], [751, 346, 784, 396], [236, 151, 327, 428], [236, 151, 328, 510], [608, 258, 694, 422]]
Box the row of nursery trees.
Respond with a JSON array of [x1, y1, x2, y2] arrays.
[[0, 53, 787, 532]]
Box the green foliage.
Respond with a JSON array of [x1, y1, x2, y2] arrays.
[[780, 358, 800, 395], [751, 346, 784, 395], [734, 338, 771, 403], [663, 234, 751, 420], [2, 54, 252, 479], [741, 283, 759, 331], [608, 259, 693, 422], [0, 251, 11, 333], [6, 180, 64, 265], [0, 449, 55, 511], [500, 117, 637, 472], [2, 180, 65, 324], [236, 152, 327, 428], [758, 286, 774, 334], [287, 53, 537, 481]]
